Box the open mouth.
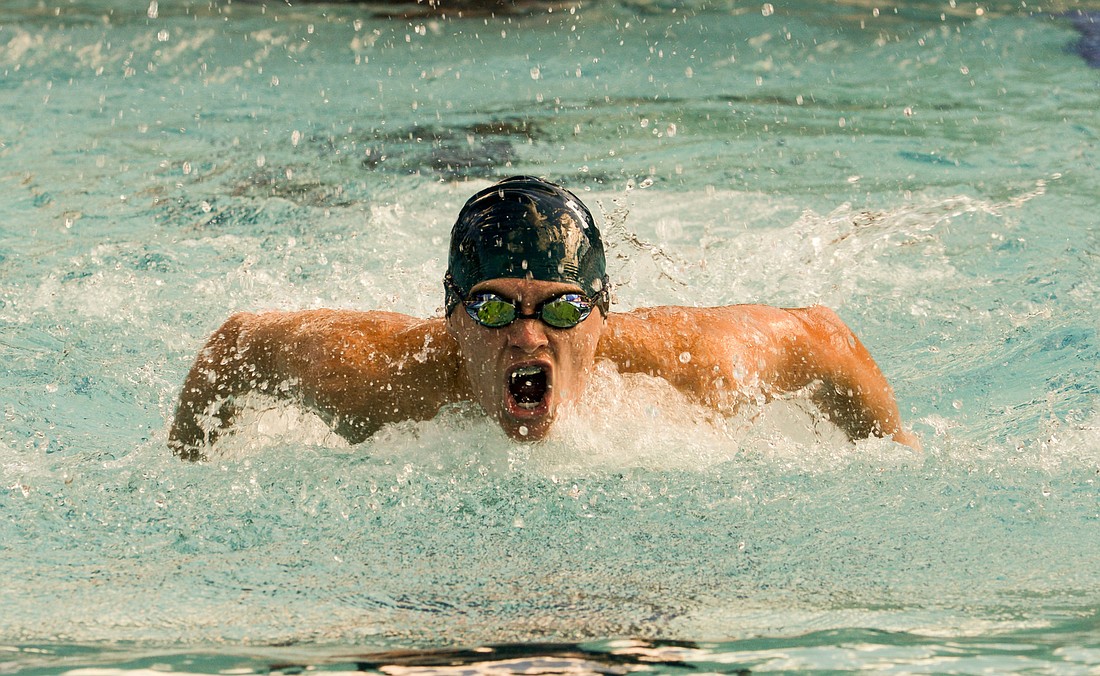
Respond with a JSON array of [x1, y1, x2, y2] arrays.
[[508, 365, 549, 411]]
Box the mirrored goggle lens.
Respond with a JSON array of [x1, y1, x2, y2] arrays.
[[469, 297, 516, 327], [540, 296, 591, 328]]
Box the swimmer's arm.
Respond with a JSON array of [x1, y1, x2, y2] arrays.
[[168, 310, 460, 460], [600, 305, 918, 450], [777, 306, 920, 450], [169, 312, 263, 460]]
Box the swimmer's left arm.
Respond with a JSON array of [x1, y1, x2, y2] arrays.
[[776, 306, 920, 450], [601, 305, 919, 450]]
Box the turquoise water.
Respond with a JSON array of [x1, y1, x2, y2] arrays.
[[2, 0, 1098, 673]]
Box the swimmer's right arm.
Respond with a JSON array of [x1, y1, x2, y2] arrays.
[[169, 312, 277, 460], [168, 310, 462, 460]]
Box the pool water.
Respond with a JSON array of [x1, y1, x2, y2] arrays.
[[2, 0, 1098, 673]]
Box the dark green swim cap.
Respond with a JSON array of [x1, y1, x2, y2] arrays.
[[444, 176, 610, 315]]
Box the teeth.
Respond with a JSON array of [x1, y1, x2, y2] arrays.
[[512, 366, 544, 379], [517, 402, 540, 410]]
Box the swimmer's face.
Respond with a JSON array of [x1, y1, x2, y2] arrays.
[[446, 277, 605, 441]]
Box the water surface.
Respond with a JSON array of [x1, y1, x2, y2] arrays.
[[1, 0, 1098, 673]]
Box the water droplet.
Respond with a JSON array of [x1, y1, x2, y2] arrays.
[[761, 3, 774, 16], [291, 129, 301, 146], [679, 351, 692, 364], [952, 400, 963, 410], [147, 0, 158, 19], [518, 426, 529, 437], [530, 66, 541, 80], [157, 29, 169, 42]]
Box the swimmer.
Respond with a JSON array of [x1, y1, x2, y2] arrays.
[[169, 176, 920, 459]]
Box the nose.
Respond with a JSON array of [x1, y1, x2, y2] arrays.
[[507, 317, 549, 353]]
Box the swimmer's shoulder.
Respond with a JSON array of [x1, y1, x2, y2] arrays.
[[599, 304, 819, 368], [217, 309, 458, 389], [604, 303, 803, 336], [217, 309, 453, 365], [225, 307, 445, 335]]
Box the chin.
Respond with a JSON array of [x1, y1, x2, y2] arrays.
[[499, 415, 555, 442]]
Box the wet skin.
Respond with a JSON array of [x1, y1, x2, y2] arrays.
[[169, 283, 919, 459], [446, 278, 604, 441]]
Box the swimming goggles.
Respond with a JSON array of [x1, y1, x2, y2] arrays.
[[464, 292, 596, 329]]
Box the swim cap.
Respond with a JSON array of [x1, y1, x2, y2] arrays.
[[444, 176, 610, 316]]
